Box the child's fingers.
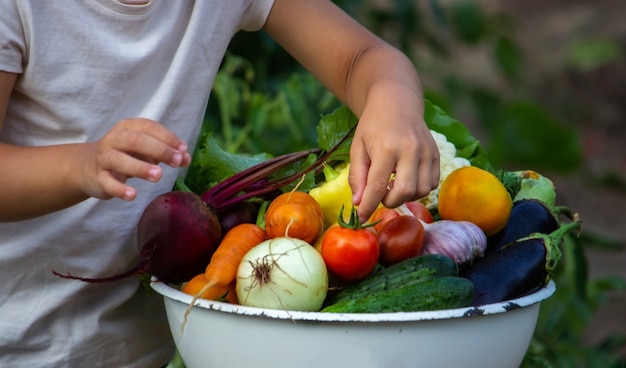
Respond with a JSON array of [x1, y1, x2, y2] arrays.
[[79, 119, 191, 201], [120, 118, 189, 156], [349, 123, 440, 222], [95, 170, 137, 201], [107, 119, 190, 168], [347, 144, 368, 206], [350, 150, 396, 223], [98, 148, 163, 183], [381, 154, 436, 209]]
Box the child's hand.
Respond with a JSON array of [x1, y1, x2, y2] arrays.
[[76, 118, 191, 201], [348, 94, 440, 222]]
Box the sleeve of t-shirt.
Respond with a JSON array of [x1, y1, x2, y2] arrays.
[[239, 0, 275, 32], [0, 0, 25, 73]]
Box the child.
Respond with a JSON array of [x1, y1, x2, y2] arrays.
[[0, 0, 440, 366]]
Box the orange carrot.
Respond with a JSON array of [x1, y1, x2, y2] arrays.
[[222, 281, 239, 305], [182, 273, 209, 296], [265, 191, 324, 243], [182, 223, 265, 332], [182, 273, 233, 301], [203, 222, 266, 289]]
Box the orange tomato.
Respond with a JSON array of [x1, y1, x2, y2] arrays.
[[437, 166, 512, 236], [265, 191, 324, 243]]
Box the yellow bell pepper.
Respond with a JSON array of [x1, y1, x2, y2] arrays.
[[309, 163, 353, 229]]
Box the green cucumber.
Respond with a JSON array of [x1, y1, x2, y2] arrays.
[[325, 254, 458, 306], [321, 276, 474, 313]]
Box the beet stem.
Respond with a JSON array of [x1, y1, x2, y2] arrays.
[[204, 124, 356, 211], [200, 148, 319, 205], [215, 149, 334, 210], [51, 263, 146, 283]]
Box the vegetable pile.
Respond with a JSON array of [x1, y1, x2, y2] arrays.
[[53, 102, 581, 316]]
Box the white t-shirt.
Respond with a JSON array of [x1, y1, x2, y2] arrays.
[[0, 0, 274, 367]]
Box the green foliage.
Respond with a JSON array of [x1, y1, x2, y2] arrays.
[[448, 1, 486, 44], [315, 105, 358, 163], [423, 99, 492, 170], [566, 38, 623, 72], [185, 132, 272, 194], [486, 101, 583, 172], [201, 53, 339, 157], [522, 233, 626, 368], [493, 35, 523, 83]]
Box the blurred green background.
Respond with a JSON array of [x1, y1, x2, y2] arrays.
[[195, 1, 626, 367]]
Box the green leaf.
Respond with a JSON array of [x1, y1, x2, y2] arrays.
[[566, 38, 622, 71], [497, 170, 522, 198], [493, 35, 523, 83], [186, 132, 272, 193], [423, 99, 493, 170], [272, 153, 319, 193], [449, 1, 486, 44], [316, 105, 358, 163], [173, 177, 192, 192], [487, 101, 583, 172]]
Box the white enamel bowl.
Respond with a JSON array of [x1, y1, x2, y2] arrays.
[[151, 278, 555, 368]]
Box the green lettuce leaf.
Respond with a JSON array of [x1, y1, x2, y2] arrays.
[[316, 105, 358, 164], [184, 132, 272, 193], [423, 99, 493, 171]]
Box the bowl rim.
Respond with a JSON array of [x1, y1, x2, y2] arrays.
[[150, 277, 556, 323]]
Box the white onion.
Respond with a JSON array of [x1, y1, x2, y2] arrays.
[[236, 237, 328, 311]]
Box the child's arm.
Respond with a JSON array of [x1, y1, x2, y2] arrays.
[[0, 71, 190, 221], [264, 0, 440, 221]]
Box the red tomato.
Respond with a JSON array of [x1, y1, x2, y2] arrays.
[[321, 226, 380, 282], [377, 215, 425, 267], [404, 201, 434, 223]]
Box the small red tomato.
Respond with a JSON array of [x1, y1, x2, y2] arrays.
[[321, 223, 380, 282], [377, 215, 425, 267], [404, 201, 434, 223]]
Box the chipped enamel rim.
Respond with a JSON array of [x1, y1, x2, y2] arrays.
[[151, 277, 556, 323]]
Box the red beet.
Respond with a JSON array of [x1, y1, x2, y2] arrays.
[[53, 191, 222, 284], [135, 191, 222, 283]]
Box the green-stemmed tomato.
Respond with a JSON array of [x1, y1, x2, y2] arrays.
[[321, 225, 380, 282]]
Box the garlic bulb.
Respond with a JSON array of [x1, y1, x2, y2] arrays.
[[420, 220, 487, 266]]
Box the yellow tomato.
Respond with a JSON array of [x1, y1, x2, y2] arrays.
[[437, 166, 512, 236]]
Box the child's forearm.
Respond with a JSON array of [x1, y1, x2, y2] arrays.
[[264, 0, 424, 119], [0, 71, 88, 220], [344, 44, 424, 119], [0, 143, 89, 221]]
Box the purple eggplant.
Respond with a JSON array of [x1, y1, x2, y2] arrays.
[[461, 220, 581, 306], [486, 199, 574, 255]]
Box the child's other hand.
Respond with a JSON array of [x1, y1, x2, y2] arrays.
[[348, 94, 440, 222], [76, 118, 191, 201]]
